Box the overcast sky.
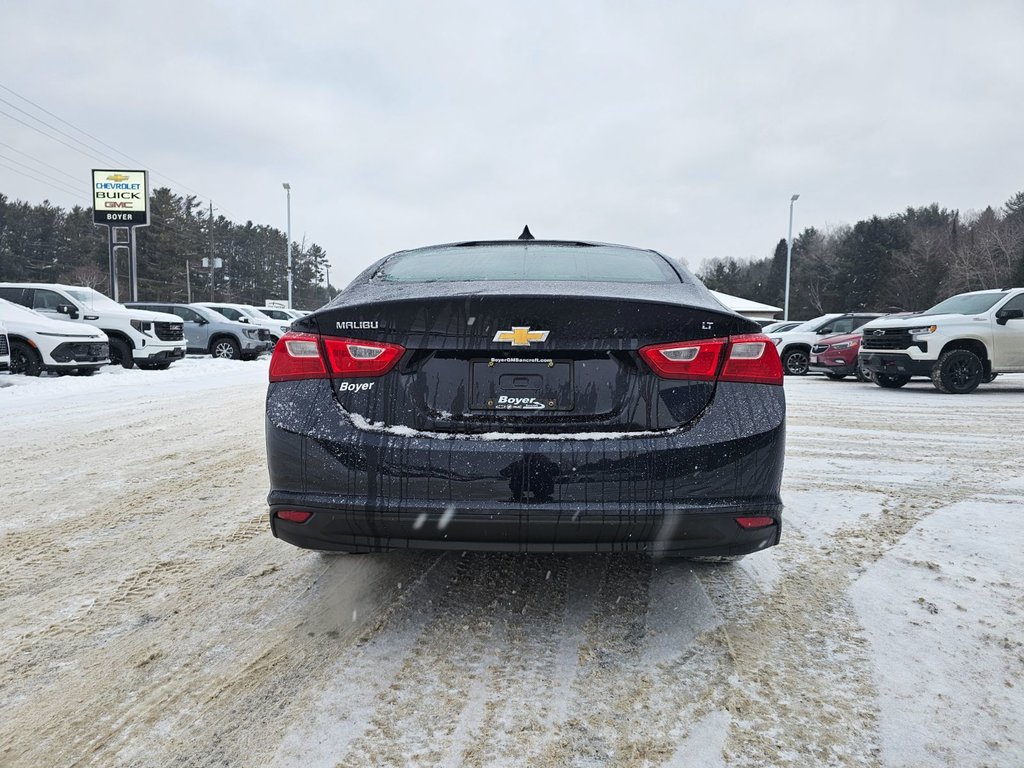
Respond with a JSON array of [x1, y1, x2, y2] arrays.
[[2, 2, 1022, 289]]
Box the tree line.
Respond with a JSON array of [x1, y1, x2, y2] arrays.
[[698, 190, 1024, 317], [0, 187, 334, 309]]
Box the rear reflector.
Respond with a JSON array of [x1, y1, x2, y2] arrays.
[[735, 516, 775, 529], [276, 510, 312, 523], [639, 334, 782, 385], [269, 332, 405, 382]]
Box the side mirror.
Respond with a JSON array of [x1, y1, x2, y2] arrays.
[[239, 317, 250, 324], [818, 327, 832, 335], [57, 304, 79, 319], [195, 317, 209, 325], [996, 308, 1024, 325]]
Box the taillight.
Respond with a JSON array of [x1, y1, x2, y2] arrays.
[[638, 338, 727, 380], [269, 333, 328, 382], [323, 337, 404, 377], [268, 332, 405, 382], [638, 334, 782, 385], [720, 334, 783, 385], [736, 516, 775, 529]]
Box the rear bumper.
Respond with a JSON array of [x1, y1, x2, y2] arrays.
[[269, 503, 780, 555], [859, 352, 933, 377], [266, 379, 786, 554]]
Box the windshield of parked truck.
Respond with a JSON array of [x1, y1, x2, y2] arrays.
[[65, 287, 124, 311], [923, 292, 1007, 316]]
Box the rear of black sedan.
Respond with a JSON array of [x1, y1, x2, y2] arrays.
[[266, 239, 785, 556]]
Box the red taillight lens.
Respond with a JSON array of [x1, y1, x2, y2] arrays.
[[277, 510, 312, 523], [736, 516, 775, 529], [269, 332, 328, 382], [269, 333, 405, 382], [638, 338, 727, 380], [323, 337, 405, 378], [639, 334, 782, 386], [720, 334, 783, 385]]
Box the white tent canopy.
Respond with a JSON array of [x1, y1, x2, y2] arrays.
[[710, 291, 781, 320]]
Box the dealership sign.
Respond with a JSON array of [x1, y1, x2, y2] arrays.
[[92, 169, 149, 225]]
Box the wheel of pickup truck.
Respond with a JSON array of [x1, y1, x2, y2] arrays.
[[108, 337, 134, 369], [211, 337, 240, 359], [873, 373, 910, 389], [9, 341, 42, 376], [854, 360, 873, 383], [931, 349, 984, 394], [782, 348, 810, 376], [983, 372, 999, 384]]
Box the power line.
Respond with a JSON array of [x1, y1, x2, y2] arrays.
[[0, 140, 81, 183], [0, 83, 144, 169], [0, 106, 109, 164], [0, 94, 125, 167], [0, 151, 85, 194], [0, 82, 243, 221], [0, 158, 82, 198]]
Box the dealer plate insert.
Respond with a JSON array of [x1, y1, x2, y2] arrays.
[[469, 358, 575, 411]]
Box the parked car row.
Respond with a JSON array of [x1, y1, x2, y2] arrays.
[[773, 287, 1024, 394], [0, 282, 299, 376]]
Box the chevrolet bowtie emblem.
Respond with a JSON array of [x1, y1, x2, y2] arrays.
[[106, 174, 130, 182], [493, 326, 550, 347]]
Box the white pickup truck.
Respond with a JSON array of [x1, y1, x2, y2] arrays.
[[0, 283, 186, 370], [859, 288, 1024, 393]]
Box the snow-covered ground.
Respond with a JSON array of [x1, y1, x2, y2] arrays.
[[0, 363, 1021, 767]]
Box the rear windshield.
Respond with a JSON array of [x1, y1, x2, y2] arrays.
[[377, 244, 680, 283]]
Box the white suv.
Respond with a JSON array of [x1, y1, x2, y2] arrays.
[[0, 318, 9, 372], [859, 288, 1024, 393], [0, 284, 186, 370], [769, 313, 882, 375], [0, 298, 109, 375]]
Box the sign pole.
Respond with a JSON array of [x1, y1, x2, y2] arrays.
[[107, 229, 119, 302]]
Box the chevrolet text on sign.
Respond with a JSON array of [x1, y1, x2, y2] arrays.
[[92, 169, 149, 225]]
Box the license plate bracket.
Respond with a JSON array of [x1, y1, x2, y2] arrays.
[[469, 358, 574, 411]]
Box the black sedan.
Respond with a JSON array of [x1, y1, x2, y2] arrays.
[[265, 235, 785, 557]]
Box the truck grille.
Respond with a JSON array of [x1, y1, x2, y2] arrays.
[[154, 322, 184, 341], [861, 329, 912, 350], [0, 333, 8, 356], [257, 328, 272, 341]]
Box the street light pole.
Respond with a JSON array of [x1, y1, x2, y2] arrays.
[[784, 193, 800, 321], [282, 182, 292, 307]]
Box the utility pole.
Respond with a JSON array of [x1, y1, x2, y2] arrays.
[[784, 194, 800, 321], [282, 183, 292, 307], [209, 202, 215, 301], [325, 261, 330, 302], [186, 260, 192, 303]]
